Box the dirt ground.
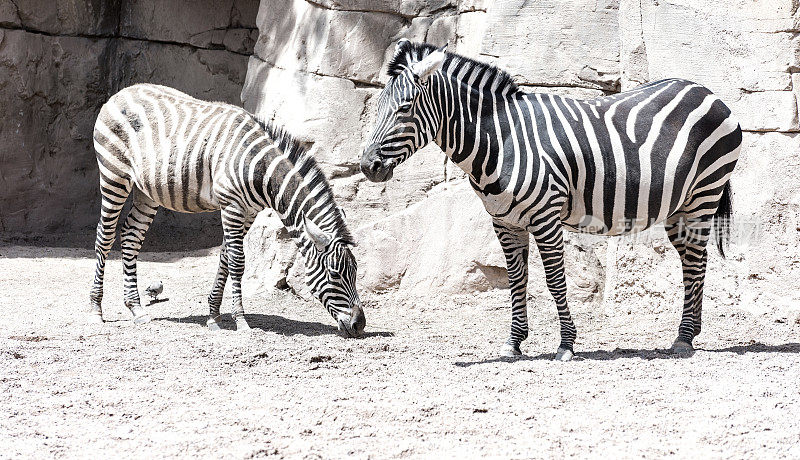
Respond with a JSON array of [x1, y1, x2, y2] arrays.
[[1, 244, 799, 459]]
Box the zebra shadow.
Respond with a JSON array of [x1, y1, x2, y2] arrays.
[[453, 342, 800, 366], [161, 314, 393, 338]]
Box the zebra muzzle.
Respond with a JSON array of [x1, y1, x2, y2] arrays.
[[336, 304, 365, 338], [360, 145, 395, 182]]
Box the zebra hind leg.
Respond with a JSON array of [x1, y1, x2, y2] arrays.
[[206, 245, 228, 331], [665, 212, 712, 354], [119, 189, 159, 325], [89, 175, 132, 323]]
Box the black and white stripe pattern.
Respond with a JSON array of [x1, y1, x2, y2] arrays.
[[89, 84, 365, 336], [361, 41, 740, 359]]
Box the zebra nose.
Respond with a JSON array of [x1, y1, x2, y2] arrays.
[[360, 144, 386, 182], [350, 304, 366, 337]]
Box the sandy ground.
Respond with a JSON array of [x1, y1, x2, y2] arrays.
[[1, 244, 799, 459]]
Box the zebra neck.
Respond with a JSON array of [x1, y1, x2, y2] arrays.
[[279, 188, 347, 255], [432, 69, 523, 188]]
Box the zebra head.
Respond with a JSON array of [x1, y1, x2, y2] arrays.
[[361, 39, 447, 182], [302, 215, 365, 338]]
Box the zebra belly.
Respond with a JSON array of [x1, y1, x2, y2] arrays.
[[561, 174, 685, 236], [131, 164, 220, 213], [126, 141, 221, 214]]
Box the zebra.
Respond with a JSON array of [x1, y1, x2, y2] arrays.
[[360, 40, 740, 360], [89, 84, 366, 337]]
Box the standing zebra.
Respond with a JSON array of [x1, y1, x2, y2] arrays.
[[89, 84, 365, 337], [361, 40, 740, 360]]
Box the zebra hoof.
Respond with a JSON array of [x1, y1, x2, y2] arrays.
[[234, 318, 251, 332], [128, 305, 151, 325], [86, 311, 104, 324], [554, 347, 574, 362], [207, 317, 222, 331], [133, 313, 152, 325], [499, 343, 522, 358], [670, 339, 694, 355]]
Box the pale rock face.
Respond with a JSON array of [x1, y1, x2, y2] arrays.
[[620, 0, 799, 132], [254, 0, 409, 84], [479, 0, 621, 91], [353, 181, 507, 294], [242, 58, 373, 170]]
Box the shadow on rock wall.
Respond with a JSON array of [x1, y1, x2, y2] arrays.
[[0, 0, 259, 250]]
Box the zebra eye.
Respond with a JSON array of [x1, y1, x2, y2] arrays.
[[329, 269, 341, 280], [397, 102, 412, 112]]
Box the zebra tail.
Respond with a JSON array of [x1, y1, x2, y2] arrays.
[[714, 180, 733, 259]]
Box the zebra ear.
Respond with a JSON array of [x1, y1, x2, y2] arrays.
[[302, 214, 332, 251], [411, 45, 447, 82], [395, 38, 411, 54]]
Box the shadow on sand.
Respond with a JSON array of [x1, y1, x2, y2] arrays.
[[453, 342, 800, 367], [161, 314, 394, 338]]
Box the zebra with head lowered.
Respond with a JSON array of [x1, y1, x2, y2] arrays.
[[89, 84, 366, 337], [361, 40, 740, 360]]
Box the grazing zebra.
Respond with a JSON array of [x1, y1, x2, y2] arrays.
[[89, 84, 365, 337], [361, 40, 740, 360]]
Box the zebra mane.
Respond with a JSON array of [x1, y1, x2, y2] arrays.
[[387, 40, 519, 94], [251, 116, 355, 245]]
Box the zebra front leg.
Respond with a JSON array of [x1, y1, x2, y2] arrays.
[[666, 213, 711, 354], [119, 190, 158, 324], [493, 221, 530, 358], [88, 175, 131, 323], [532, 220, 576, 361], [221, 205, 251, 331]]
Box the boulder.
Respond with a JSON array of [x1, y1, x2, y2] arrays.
[[243, 211, 299, 295]]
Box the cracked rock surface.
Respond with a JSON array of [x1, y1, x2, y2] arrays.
[[0, 0, 259, 246]]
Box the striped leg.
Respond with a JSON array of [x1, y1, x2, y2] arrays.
[[532, 218, 576, 361], [494, 220, 530, 358], [206, 245, 229, 331], [88, 175, 132, 323], [216, 205, 252, 331], [666, 211, 712, 353], [119, 189, 158, 324], [207, 212, 255, 331]]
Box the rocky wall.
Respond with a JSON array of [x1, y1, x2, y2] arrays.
[[242, 0, 800, 327], [0, 0, 258, 248]]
